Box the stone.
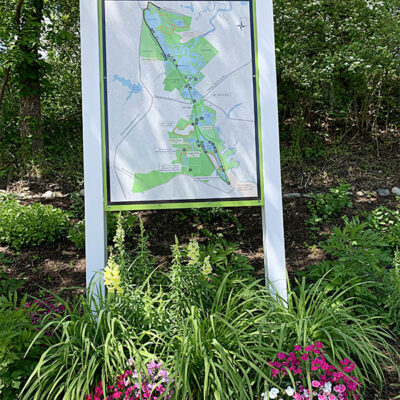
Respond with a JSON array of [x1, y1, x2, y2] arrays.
[[79, 189, 85, 196], [283, 193, 301, 199], [392, 187, 400, 196], [377, 188, 390, 197], [356, 191, 364, 196], [53, 191, 64, 198], [42, 190, 54, 199], [303, 193, 314, 198]]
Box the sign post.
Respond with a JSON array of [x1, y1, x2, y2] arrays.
[[80, 0, 108, 289], [80, 0, 286, 300]]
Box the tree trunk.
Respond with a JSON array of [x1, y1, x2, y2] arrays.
[[18, 0, 44, 161]]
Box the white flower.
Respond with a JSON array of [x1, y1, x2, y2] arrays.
[[323, 382, 332, 393], [269, 388, 280, 399], [285, 387, 295, 396]]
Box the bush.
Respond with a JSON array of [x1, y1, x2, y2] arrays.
[[0, 196, 70, 249]]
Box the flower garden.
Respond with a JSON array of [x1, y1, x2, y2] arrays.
[[2, 198, 399, 400]]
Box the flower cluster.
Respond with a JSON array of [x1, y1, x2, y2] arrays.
[[201, 255, 212, 276], [104, 251, 123, 294], [24, 295, 66, 337], [187, 240, 200, 266], [264, 342, 360, 400], [86, 360, 173, 400]]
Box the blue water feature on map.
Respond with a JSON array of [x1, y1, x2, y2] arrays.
[[202, 1, 233, 37], [181, 2, 194, 12], [240, 1, 249, 4], [227, 103, 242, 117], [113, 75, 142, 100]]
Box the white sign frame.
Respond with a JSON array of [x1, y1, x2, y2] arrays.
[[80, 0, 287, 301]]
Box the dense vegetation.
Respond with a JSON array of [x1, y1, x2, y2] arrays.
[[1, 0, 399, 185]]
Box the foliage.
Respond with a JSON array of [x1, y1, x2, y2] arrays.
[[67, 211, 138, 250], [67, 219, 85, 250], [21, 288, 153, 400], [0, 272, 23, 296], [384, 250, 400, 330], [0, 292, 60, 399], [299, 209, 400, 328], [0, 195, 70, 249], [307, 183, 352, 227], [275, 0, 400, 143], [270, 278, 395, 388], [364, 206, 400, 249], [266, 343, 361, 400]]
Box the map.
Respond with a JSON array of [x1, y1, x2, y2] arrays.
[[102, 0, 261, 205]]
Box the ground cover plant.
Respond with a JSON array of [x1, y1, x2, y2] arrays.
[[0, 194, 70, 249]]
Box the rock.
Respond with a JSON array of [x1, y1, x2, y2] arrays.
[[283, 193, 301, 199], [392, 187, 400, 196], [356, 191, 364, 196], [79, 189, 85, 196], [53, 191, 64, 198], [42, 190, 54, 199], [377, 188, 390, 197], [303, 193, 314, 198]]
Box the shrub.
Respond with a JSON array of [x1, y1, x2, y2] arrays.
[[0, 196, 70, 249]]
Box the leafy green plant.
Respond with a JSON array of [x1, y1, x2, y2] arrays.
[[364, 206, 400, 249], [307, 183, 352, 227], [0, 293, 44, 399], [67, 212, 138, 250], [66, 219, 85, 250], [21, 287, 154, 400], [384, 250, 400, 330], [0, 272, 24, 296], [0, 196, 70, 249]]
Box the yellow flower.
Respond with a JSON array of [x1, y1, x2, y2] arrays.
[[104, 251, 123, 294]]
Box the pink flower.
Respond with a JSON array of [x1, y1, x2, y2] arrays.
[[305, 345, 314, 352], [318, 395, 327, 400], [333, 384, 346, 393], [300, 354, 309, 361], [328, 396, 336, 400], [277, 352, 287, 360], [312, 381, 320, 388], [294, 345, 302, 351]]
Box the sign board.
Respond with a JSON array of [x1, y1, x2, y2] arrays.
[[80, 0, 287, 299], [101, 0, 262, 210]]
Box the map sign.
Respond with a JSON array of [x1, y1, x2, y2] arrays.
[[101, 0, 262, 208]]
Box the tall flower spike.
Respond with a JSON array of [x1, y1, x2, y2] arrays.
[[104, 250, 123, 294], [201, 255, 212, 276], [187, 239, 200, 266]]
